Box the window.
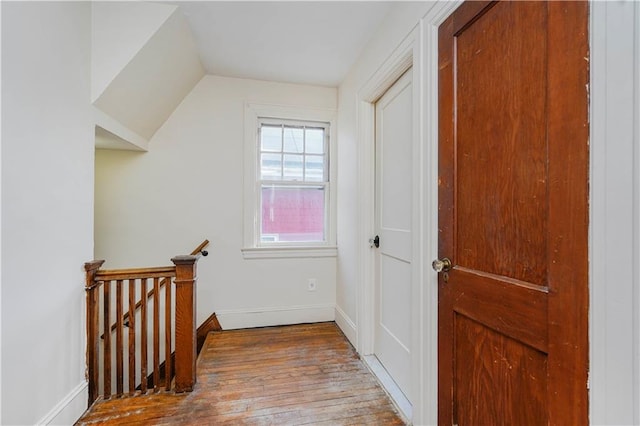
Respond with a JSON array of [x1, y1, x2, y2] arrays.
[[259, 119, 329, 243], [243, 103, 336, 259]]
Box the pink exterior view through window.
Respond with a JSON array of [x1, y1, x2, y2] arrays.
[[261, 186, 325, 242]]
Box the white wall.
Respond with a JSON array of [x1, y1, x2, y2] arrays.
[[91, 1, 176, 102], [95, 75, 337, 330], [1, 2, 93, 424]]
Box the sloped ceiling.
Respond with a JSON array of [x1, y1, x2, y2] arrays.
[[175, 1, 394, 87], [93, 1, 395, 150], [93, 2, 205, 150]]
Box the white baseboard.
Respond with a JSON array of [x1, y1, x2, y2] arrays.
[[363, 355, 412, 423], [36, 381, 88, 425], [216, 304, 335, 330], [335, 305, 357, 347]]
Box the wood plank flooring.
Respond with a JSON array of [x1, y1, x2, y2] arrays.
[[76, 322, 406, 425]]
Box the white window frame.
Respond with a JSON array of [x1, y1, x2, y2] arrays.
[[242, 102, 337, 259]]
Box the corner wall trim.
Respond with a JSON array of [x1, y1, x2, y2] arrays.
[[36, 380, 88, 425]]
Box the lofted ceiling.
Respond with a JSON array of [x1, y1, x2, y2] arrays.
[[94, 1, 396, 150], [171, 1, 395, 87]]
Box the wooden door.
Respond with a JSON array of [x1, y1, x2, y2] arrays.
[[374, 69, 413, 402], [437, 2, 589, 425]]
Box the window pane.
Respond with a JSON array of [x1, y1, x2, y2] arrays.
[[283, 127, 304, 153], [261, 153, 281, 180], [305, 128, 324, 154], [283, 154, 303, 180], [261, 126, 282, 152], [261, 186, 325, 242], [305, 155, 325, 182]]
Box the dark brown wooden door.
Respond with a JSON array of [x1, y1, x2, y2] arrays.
[[437, 1, 589, 425]]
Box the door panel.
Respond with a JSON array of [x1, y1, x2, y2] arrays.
[[375, 68, 413, 401], [380, 255, 411, 349], [438, 1, 589, 424], [455, 0, 548, 286], [454, 314, 548, 426]]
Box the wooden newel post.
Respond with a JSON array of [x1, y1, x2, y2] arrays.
[[84, 260, 105, 406], [172, 255, 198, 393]]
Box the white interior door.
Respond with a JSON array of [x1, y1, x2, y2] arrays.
[[374, 68, 413, 402]]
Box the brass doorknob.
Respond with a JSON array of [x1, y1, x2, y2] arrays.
[[432, 258, 452, 273]]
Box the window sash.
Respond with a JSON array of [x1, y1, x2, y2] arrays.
[[258, 120, 329, 184], [258, 182, 329, 245]]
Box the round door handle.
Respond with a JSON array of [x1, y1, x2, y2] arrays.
[[432, 258, 452, 273]]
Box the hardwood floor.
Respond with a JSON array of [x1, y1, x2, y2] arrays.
[[76, 322, 406, 425]]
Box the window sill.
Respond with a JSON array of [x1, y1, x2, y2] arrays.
[[241, 246, 338, 259]]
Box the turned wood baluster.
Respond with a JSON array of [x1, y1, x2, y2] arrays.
[[172, 255, 198, 393], [84, 260, 105, 405]]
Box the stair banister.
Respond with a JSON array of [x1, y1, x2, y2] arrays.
[[84, 248, 202, 406]]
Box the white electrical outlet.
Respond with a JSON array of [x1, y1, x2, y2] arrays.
[[308, 278, 317, 291]]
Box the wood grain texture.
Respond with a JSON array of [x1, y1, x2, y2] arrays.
[[452, 268, 548, 353], [153, 277, 161, 392], [84, 260, 104, 406], [196, 312, 222, 354], [140, 278, 148, 394], [142, 312, 221, 391], [76, 323, 405, 426], [172, 255, 198, 393], [438, 1, 589, 425], [116, 280, 124, 396], [455, 0, 549, 286], [437, 13, 456, 425], [86, 250, 203, 402], [454, 315, 547, 425], [128, 279, 136, 395], [96, 267, 177, 281], [164, 275, 172, 392], [546, 2, 590, 422], [103, 282, 111, 397]]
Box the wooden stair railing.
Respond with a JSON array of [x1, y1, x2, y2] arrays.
[[85, 252, 202, 406], [103, 240, 209, 337]]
